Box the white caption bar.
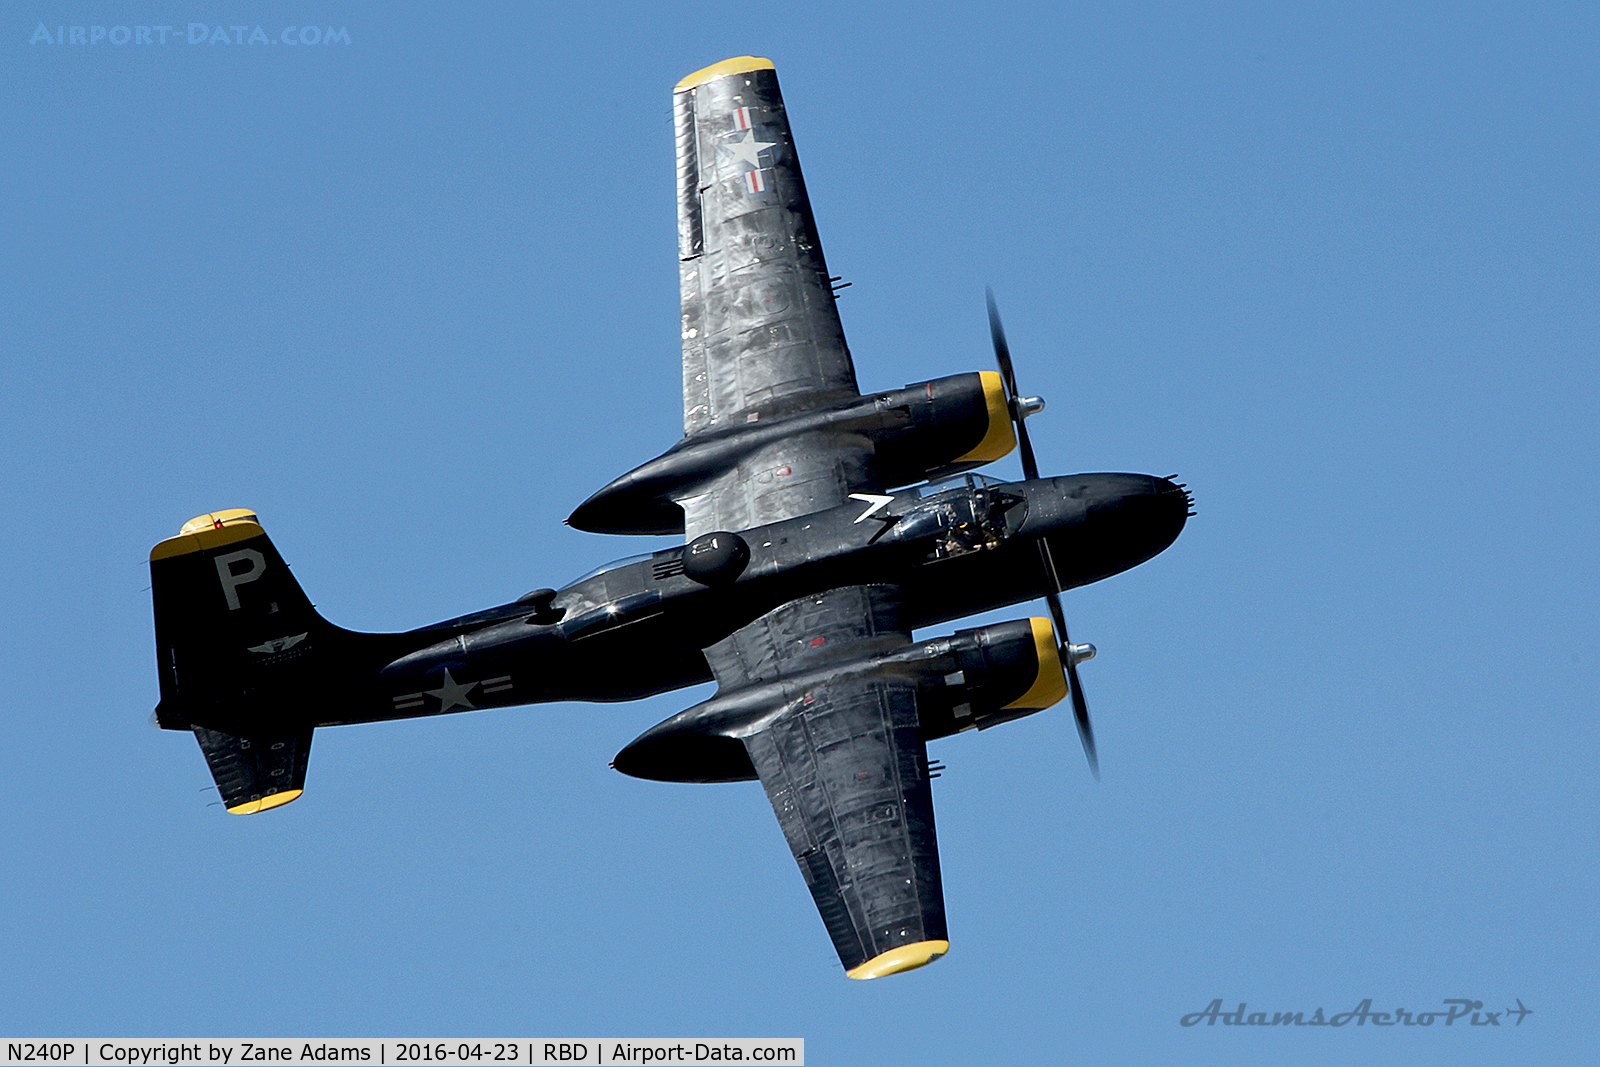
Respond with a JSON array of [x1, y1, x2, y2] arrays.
[[0, 1042, 803, 1067]]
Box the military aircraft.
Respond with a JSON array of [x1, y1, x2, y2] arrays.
[[148, 57, 1191, 980]]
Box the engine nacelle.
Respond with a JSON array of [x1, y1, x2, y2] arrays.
[[914, 617, 1068, 740], [568, 371, 1016, 535], [610, 616, 1067, 782]]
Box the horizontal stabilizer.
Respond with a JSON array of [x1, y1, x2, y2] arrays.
[[194, 725, 312, 814]]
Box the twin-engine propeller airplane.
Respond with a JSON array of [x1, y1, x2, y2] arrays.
[[148, 57, 1191, 980]]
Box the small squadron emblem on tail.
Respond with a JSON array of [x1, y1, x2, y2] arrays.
[[247, 633, 308, 655]]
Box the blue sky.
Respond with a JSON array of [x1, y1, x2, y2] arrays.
[[4, 2, 1596, 1063]]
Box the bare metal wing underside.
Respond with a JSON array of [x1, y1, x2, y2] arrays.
[[709, 585, 949, 978], [674, 58, 872, 539], [676, 57, 858, 436]]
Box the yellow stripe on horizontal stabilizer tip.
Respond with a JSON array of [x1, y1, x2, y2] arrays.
[[675, 56, 775, 93], [227, 789, 302, 815], [953, 371, 1017, 464], [150, 510, 263, 561], [847, 940, 950, 980], [1002, 618, 1069, 711]]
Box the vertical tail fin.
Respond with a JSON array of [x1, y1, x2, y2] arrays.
[[149, 509, 382, 812]]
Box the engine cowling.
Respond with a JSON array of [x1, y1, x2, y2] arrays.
[[916, 617, 1069, 740]]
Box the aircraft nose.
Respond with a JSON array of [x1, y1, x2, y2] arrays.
[[1032, 473, 1191, 586], [1089, 473, 1191, 558]]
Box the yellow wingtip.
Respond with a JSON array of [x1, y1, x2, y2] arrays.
[[846, 940, 950, 980], [226, 789, 302, 815], [676, 56, 775, 93]]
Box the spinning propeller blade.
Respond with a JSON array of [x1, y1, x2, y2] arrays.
[[986, 288, 1099, 779], [986, 288, 1040, 482]]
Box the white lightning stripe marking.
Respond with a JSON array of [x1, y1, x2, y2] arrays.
[[848, 493, 896, 523]]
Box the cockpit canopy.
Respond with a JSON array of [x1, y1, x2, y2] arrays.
[[915, 472, 1009, 497], [894, 473, 1027, 561]]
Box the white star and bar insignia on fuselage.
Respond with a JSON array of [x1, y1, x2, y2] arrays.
[[392, 670, 513, 713]]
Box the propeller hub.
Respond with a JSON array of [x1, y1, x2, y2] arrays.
[[1017, 395, 1046, 418], [1066, 642, 1096, 665]]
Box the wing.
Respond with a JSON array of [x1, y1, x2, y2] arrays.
[[674, 63, 947, 975], [708, 586, 950, 978], [675, 426, 877, 540], [674, 59, 871, 538], [675, 57, 858, 435]]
